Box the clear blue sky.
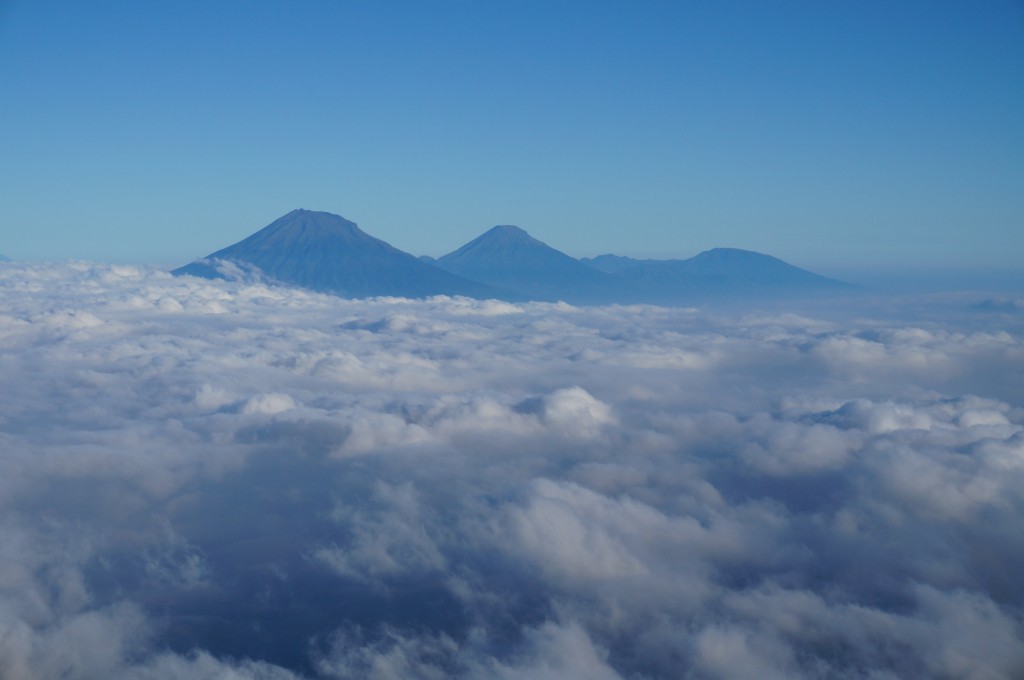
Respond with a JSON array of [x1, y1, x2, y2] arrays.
[[1, 0, 1022, 273]]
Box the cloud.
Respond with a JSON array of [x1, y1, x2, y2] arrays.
[[242, 393, 298, 415], [486, 622, 623, 680], [0, 262, 1022, 678]]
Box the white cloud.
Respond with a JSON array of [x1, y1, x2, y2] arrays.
[[0, 262, 1022, 678], [486, 622, 623, 680], [242, 393, 298, 415], [537, 387, 615, 436]]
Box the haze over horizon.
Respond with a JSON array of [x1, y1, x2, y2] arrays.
[[1, 1, 1022, 281]]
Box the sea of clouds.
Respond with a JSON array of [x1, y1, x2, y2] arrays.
[[0, 261, 1022, 679]]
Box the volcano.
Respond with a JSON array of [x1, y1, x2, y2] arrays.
[[582, 248, 852, 302], [434, 225, 620, 303], [173, 210, 499, 299]]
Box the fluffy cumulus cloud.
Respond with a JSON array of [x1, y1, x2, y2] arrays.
[[1, 262, 1023, 678]]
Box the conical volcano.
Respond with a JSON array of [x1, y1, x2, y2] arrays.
[[434, 225, 620, 303], [173, 210, 499, 299]]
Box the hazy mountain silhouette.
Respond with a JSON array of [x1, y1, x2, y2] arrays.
[[583, 248, 852, 302], [0, 254, 10, 262], [172, 210, 850, 305], [434, 225, 620, 303], [172, 210, 500, 299]]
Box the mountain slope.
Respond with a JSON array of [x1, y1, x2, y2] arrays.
[[173, 209, 500, 299], [583, 248, 852, 302], [435, 225, 621, 303]]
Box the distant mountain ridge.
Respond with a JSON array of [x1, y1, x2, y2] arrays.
[[434, 225, 620, 303], [172, 209, 853, 304], [173, 209, 500, 299], [583, 248, 851, 302]]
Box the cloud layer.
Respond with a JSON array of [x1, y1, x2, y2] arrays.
[[1, 262, 1022, 678]]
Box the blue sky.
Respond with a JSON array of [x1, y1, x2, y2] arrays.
[[1, 1, 1022, 274]]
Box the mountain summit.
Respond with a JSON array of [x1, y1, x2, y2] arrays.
[[583, 248, 851, 302], [172, 210, 851, 305], [434, 225, 619, 303], [173, 210, 497, 299]]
